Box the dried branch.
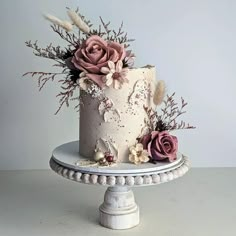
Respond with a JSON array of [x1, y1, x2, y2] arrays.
[[144, 93, 195, 132], [25, 40, 66, 66], [51, 25, 80, 47], [23, 71, 66, 91], [55, 79, 78, 115], [89, 17, 135, 47], [169, 120, 196, 130], [99, 16, 111, 35], [158, 93, 195, 131], [143, 106, 157, 131], [71, 96, 81, 113]]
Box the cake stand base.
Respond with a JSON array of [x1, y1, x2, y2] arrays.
[[50, 141, 190, 230], [99, 187, 139, 229]]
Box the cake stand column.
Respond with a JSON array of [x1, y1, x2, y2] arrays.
[[99, 186, 139, 229]]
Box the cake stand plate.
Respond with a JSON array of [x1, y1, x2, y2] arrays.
[[50, 141, 190, 230]]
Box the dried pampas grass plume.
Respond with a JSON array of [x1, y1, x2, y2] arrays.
[[60, 21, 73, 32], [43, 14, 73, 32], [67, 10, 90, 34], [153, 80, 166, 105]]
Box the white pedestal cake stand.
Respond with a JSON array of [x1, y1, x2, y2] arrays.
[[49, 141, 190, 230]]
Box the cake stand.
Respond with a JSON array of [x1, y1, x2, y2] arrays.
[[49, 141, 190, 230]]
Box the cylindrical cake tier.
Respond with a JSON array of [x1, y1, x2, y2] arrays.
[[79, 66, 156, 162]]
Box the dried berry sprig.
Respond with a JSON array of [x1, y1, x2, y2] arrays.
[[23, 71, 66, 91]]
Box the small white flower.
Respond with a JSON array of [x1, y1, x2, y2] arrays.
[[76, 72, 91, 91], [129, 143, 149, 165], [101, 60, 128, 90]]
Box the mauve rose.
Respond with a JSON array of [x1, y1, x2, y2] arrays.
[[71, 35, 126, 88], [140, 131, 178, 162]]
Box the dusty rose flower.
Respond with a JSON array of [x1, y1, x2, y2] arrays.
[[140, 131, 178, 162], [101, 60, 128, 89], [71, 35, 126, 88], [129, 143, 149, 165]]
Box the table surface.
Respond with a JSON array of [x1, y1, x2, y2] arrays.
[[0, 168, 235, 236]]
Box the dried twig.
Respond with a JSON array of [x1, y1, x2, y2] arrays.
[[51, 25, 80, 47], [89, 17, 135, 47], [55, 79, 78, 114], [23, 71, 66, 91], [25, 40, 66, 66], [159, 93, 195, 130], [144, 93, 195, 131]]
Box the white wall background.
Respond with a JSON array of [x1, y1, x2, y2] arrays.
[[0, 0, 236, 170]]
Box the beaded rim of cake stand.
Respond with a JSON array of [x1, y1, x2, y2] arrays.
[[49, 155, 190, 186]]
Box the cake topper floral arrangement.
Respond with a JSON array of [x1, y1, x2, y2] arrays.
[[24, 7, 195, 166], [24, 8, 134, 114]]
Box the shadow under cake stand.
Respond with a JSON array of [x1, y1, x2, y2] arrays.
[[49, 141, 190, 230]]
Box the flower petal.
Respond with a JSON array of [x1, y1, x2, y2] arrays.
[[142, 150, 149, 157], [135, 143, 143, 152], [108, 41, 126, 61], [106, 78, 113, 87], [129, 154, 136, 163], [140, 134, 151, 150], [79, 78, 88, 91], [80, 71, 87, 77], [105, 74, 113, 86], [130, 148, 137, 156], [108, 61, 115, 70], [101, 67, 110, 74], [134, 159, 141, 165], [140, 155, 149, 163], [113, 80, 121, 89], [116, 60, 123, 72]]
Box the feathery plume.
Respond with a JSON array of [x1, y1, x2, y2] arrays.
[[44, 14, 73, 31], [60, 21, 73, 31], [67, 10, 90, 34], [153, 80, 166, 105]]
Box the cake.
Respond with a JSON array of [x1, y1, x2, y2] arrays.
[[79, 66, 156, 163], [25, 7, 195, 166]]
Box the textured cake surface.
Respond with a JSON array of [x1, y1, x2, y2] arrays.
[[79, 66, 156, 163]]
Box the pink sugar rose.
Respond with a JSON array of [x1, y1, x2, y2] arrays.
[[71, 35, 126, 88], [140, 131, 178, 162]]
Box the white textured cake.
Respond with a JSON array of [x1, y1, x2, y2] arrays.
[[79, 66, 156, 163]]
